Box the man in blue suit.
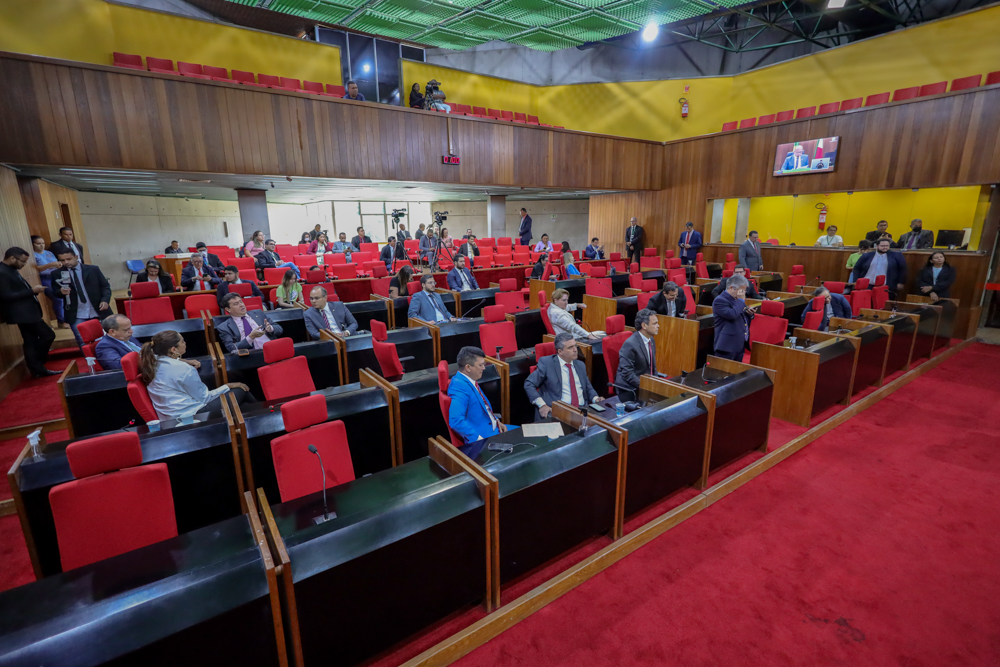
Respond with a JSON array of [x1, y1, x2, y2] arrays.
[[584, 238, 605, 260], [677, 221, 703, 265], [801, 287, 852, 331], [448, 346, 507, 449], [408, 274, 455, 323], [850, 238, 908, 298], [781, 144, 810, 171], [712, 274, 755, 361], [446, 255, 479, 292], [95, 314, 201, 372], [518, 208, 532, 246]]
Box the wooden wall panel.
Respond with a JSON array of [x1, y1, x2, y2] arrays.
[[0, 52, 661, 191]]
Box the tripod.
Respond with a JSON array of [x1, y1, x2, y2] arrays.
[[427, 223, 456, 271]]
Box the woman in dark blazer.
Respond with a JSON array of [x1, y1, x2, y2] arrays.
[[136, 259, 176, 293], [916, 251, 955, 301]]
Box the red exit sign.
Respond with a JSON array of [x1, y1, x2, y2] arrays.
[[442, 155, 461, 165]]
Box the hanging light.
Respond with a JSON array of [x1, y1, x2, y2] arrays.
[[642, 22, 659, 42]]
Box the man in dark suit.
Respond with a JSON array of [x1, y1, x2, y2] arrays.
[[647, 281, 687, 318], [49, 227, 84, 264], [351, 226, 372, 251], [95, 314, 140, 371], [447, 255, 479, 292], [624, 217, 644, 267], [712, 274, 754, 361], [525, 333, 601, 420], [414, 224, 426, 242], [181, 253, 221, 292], [801, 287, 852, 331], [458, 235, 480, 266], [396, 223, 411, 242], [896, 218, 934, 250], [408, 274, 454, 323], [851, 238, 908, 297], [217, 293, 284, 353], [53, 249, 112, 348], [710, 266, 761, 300], [615, 308, 659, 397], [677, 221, 703, 265], [216, 265, 264, 308], [864, 220, 893, 245], [164, 240, 182, 254], [255, 239, 301, 277], [379, 236, 407, 271], [584, 238, 604, 260], [0, 247, 57, 377], [309, 224, 323, 242], [738, 231, 764, 271], [304, 285, 358, 339], [518, 208, 532, 246], [193, 242, 226, 271]]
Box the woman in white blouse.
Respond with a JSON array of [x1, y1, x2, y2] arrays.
[[140, 330, 254, 421]]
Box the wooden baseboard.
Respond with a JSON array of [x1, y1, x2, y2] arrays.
[[0, 499, 14, 518], [0, 419, 67, 442], [0, 359, 28, 405], [401, 339, 972, 667]]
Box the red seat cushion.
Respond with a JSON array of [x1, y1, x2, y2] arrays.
[[259, 356, 315, 402], [749, 314, 788, 347], [130, 297, 174, 325], [130, 282, 160, 299], [760, 300, 784, 317], [185, 294, 220, 318], [67, 431, 143, 478], [373, 339, 404, 377], [605, 315, 625, 334], [854, 278, 870, 290], [484, 305, 507, 323], [271, 419, 354, 503], [479, 321, 517, 357]]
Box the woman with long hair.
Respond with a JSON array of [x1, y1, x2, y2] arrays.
[[389, 264, 414, 298], [136, 259, 175, 293], [440, 227, 454, 249], [562, 252, 581, 276], [140, 330, 254, 421], [308, 233, 330, 255], [244, 230, 265, 258], [916, 251, 955, 301], [275, 269, 304, 308], [409, 82, 425, 109], [299, 232, 312, 245]]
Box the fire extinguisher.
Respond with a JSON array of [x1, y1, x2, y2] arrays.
[[679, 97, 689, 118], [816, 203, 828, 230]]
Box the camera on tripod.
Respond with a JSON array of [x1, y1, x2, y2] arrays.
[[389, 208, 406, 229], [433, 211, 448, 225], [423, 80, 447, 110]]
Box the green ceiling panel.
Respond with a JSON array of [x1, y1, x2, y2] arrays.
[[443, 11, 530, 39], [411, 26, 485, 49], [347, 9, 424, 37], [604, 0, 702, 25], [487, 0, 579, 27], [549, 10, 638, 41], [506, 28, 583, 51], [374, 0, 459, 25]]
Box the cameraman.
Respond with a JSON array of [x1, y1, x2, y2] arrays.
[[423, 79, 451, 113]]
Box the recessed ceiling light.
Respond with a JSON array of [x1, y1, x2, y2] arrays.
[[827, 0, 847, 6]]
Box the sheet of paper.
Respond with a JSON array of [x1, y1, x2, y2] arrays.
[[521, 422, 564, 439]]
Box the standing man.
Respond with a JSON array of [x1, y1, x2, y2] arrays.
[[397, 223, 411, 242], [584, 238, 605, 260], [677, 221, 702, 265], [49, 227, 84, 264], [379, 236, 406, 272], [738, 230, 764, 271], [304, 286, 358, 339], [194, 242, 226, 272], [711, 266, 761, 300], [182, 253, 221, 292], [351, 226, 372, 250], [615, 308, 659, 398], [53, 249, 112, 349], [647, 281, 687, 318], [865, 220, 892, 245], [414, 224, 426, 242], [448, 346, 508, 449], [342, 80, 366, 101], [216, 265, 264, 308], [217, 293, 284, 353], [518, 208, 532, 247], [309, 224, 323, 241], [447, 255, 479, 292], [524, 333, 601, 421], [408, 275, 454, 323], [0, 247, 57, 377], [897, 218, 934, 250], [851, 237, 907, 298], [624, 217, 644, 267], [712, 274, 754, 361]]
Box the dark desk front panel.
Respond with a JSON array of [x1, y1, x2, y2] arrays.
[[511, 310, 547, 350], [133, 318, 209, 357], [808, 339, 857, 415], [616, 296, 638, 328], [438, 319, 484, 364], [456, 287, 497, 318], [263, 307, 310, 342], [847, 326, 890, 393], [889, 304, 939, 359], [502, 350, 537, 427], [347, 299, 391, 332], [342, 327, 435, 383], [223, 340, 341, 398]]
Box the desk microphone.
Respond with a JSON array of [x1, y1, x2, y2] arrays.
[[307, 444, 334, 524]]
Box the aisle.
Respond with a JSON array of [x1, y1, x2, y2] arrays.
[[454, 343, 1000, 667]]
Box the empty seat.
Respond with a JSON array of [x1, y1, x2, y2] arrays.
[[840, 97, 863, 111], [818, 102, 840, 114], [479, 306, 517, 356], [775, 110, 794, 122], [488, 109, 502, 118], [950, 74, 981, 91], [514, 112, 526, 121], [985, 71, 1000, 86], [796, 106, 816, 119], [279, 77, 303, 91], [184, 294, 220, 318], [270, 394, 354, 503], [238, 269, 259, 283], [823, 281, 846, 294], [892, 86, 919, 102], [721, 121, 738, 131], [326, 84, 346, 96], [263, 268, 289, 285], [130, 281, 160, 299], [865, 92, 890, 106], [146, 57, 175, 74], [749, 300, 788, 348], [113, 52, 144, 70], [303, 81, 324, 94], [849, 289, 872, 316], [258, 338, 315, 402], [232, 70, 265, 87], [130, 297, 174, 325], [258, 74, 281, 88], [757, 114, 776, 125], [371, 320, 404, 377], [204, 65, 232, 82], [585, 278, 613, 298], [527, 114, 539, 123], [918, 81, 947, 97], [228, 283, 253, 298], [738, 117, 756, 129], [231, 257, 256, 270], [473, 106, 487, 116], [177, 62, 211, 80]]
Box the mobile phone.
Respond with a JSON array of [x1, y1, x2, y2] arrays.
[[589, 403, 606, 412]]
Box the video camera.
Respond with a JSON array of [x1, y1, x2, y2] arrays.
[[433, 211, 448, 226], [389, 208, 407, 229], [423, 79, 446, 110]]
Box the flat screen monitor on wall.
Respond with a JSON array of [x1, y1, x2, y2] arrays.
[[773, 137, 839, 176]]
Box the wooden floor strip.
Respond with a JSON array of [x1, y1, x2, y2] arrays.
[[0, 419, 67, 442]]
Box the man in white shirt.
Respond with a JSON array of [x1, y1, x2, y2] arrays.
[[815, 225, 844, 248], [525, 333, 601, 420], [547, 288, 597, 340]]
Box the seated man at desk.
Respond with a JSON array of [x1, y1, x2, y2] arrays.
[[408, 274, 455, 323], [646, 280, 687, 318], [712, 274, 754, 361], [801, 286, 851, 331], [305, 285, 358, 339], [615, 308, 659, 396], [216, 265, 264, 308], [711, 265, 761, 300], [548, 289, 598, 340], [380, 236, 407, 272], [180, 253, 221, 292], [448, 345, 508, 449], [218, 293, 284, 353], [525, 333, 601, 420], [447, 255, 479, 292], [584, 238, 605, 260], [457, 235, 480, 266], [96, 314, 201, 372]]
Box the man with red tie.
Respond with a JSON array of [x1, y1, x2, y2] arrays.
[[738, 230, 764, 271], [677, 221, 703, 265], [614, 308, 660, 399], [524, 333, 601, 421]]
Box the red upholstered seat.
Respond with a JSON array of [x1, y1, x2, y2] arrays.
[[488, 109, 502, 118], [873, 285, 889, 309], [605, 315, 625, 335], [178, 62, 208, 79], [823, 281, 846, 294], [130, 281, 160, 299], [640, 257, 660, 270], [589, 266, 607, 278], [185, 294, 220, 318], [534, 341, 555, 361], [874, 275, 886, 286], [258, 339, 314, 402], [796, 106, 816, 119], [636, 292, 652, 310], [270, 395, 354, 503], [666, 268, 687, 285], [628, 273, 643, 290], [370, 321, 404, 377], [437, 361, 465, 449], [50, 431, 177, 571], [262, 268, 286, 285], [643, 248, 657, 257], [122, 352, 158, 423], [725, 253, 734, 262], [722, 270, 734, 279], [232, 70, 264, 86], [950, 75, 981, 91], [130, 297, 174, 325], [739, 118, 756, 129], [230, 257, 255, 270], [205, 65, 232, 81], [664, 250, 674, 259], [918, 81, 947, 97], [77, 319, 104, 365], [238, 269, 259, 284], [640, 279, 658, 292], [775, 110, 794, 122], [146, 57, 175, 74], [984, 71, 1000, 86], [681, 285, 697, 315], [370, 277, 391, 298], [586, 278, 613, 298], [850, 289, 872, 316], [892, 86, 919, 102], [854, 278, 870, 290], [326, 84, 346, 96], [609, 252, 621, 261], [749, 300, 788, 347], [818, 102, 840, 114], [602, 330, 631, 397], [329, 264, 356, 280], [721, 121, 738, 131], [865, 92, 890, 106], [666, 258, 682, 269], [280, 77, 303, 91], [840, 97, 863, 111], [480, 308, 516, 357], [303, 81, 323, 94], [610, 261, 626, 273], [113, 52, 144, 70], [724, 261, 736, 272], [757, 114, 776, 125], [258, 74, 281, 88], [803, 309, 823, 331], [227, 283, 253, 300]]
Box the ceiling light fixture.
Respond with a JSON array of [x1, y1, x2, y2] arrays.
[[827, 0, 847, 7], [642, 22, 659, 42], [362, 64, 371, 73]]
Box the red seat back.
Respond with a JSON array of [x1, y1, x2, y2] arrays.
[[113, 52, 144, 69], [865, 92, 890, 106], [540, 302, 555, 335], [258, 339, 315, 402], [238, 269, 259, 284], [496, 291, 527, 313], [326, 84, 346, 96], [749, 312, 788, 347], [892, 86, 919, 102], [121, 352, 158, 423], [803, 309, 824, 330], [232, 70, 256, 84], [818, 102, 840, 114], [918, 81, 947, 97], [229, 282, 253, 297], [370, 277, 391, 298], [823, 281, 846, 294], [271, 395, 354, 503], [721, 121, 738, 131], [586, 278, 613, 298], [796, 106, 816, 119], [77, 319, 103, 346], [130, 297, 174, 325], [854, 278, 870, 290], [666, 269, 687, 285], [589, 266, 607, 278], [840, 97, 863, 111], [637, 293, 652, 310], [695, 261, 709, 280], [738, 117, 756, 129], [640, 256, 660, 270], [950, 75, 982, 91], [185, 294, 220, 318], [775, 110, 794, 122], [787, 274, 806, 291], [263, 268, 288, 285], [640, 279, 658, 292], [146, 57, 174, 72], [330, 264, 356, 280], [757, 114, 776, 125], [373, 338, 404, 377], [602, 332, 631, 397], [231, 257, 255, 270], [205, 65, 229, 79], [177, 62, 204, 76], [130, 281, 160, 299], [850, 289, 872, 316], [629, 273, 643, 290], [873, 285, 889, 309], [666, 257, 682, 269], [258, 74, 281, 87], [280, 77, 302, 90]]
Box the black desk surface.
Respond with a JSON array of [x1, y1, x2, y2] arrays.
[[341, 326, 435, 383]]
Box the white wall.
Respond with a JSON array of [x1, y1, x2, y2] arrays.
[[428, 199, 590, 251], [267, 202, 334, 245]]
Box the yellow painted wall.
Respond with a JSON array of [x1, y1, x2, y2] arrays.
[[0, 0, 341, 85], [720, 197, 739, 244], [401, 61, 538, 116], [721, 186, 983, 247]]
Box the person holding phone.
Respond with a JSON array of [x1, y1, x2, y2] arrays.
[[217, 292, 284, 353]]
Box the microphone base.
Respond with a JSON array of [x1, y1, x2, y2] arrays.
[[313, 511, 337, 525]]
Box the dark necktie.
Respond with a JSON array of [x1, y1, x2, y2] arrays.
[[647, 339, 656, 374], [72, 268, 87, 303], [906, 234, 916, 250], [242, 317, 253, 336], [566, 362, 579, 406], [322, 308, 333, 330]]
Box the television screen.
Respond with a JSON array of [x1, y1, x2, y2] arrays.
[[773, 136, 839, 176]]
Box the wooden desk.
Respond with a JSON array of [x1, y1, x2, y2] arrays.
[[829, 319, 893, 391], [653, 314, 701, 376], [885, 301, 940, 360], [858, 308, 918, 373]]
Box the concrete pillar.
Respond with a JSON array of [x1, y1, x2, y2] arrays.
[[710, 199, 725, 243], [487, 195, 506, 239], [735, 198, 751, 243], [236, 189, 269, 243]]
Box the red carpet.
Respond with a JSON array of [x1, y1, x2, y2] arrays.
[[454, 343, 1000, 667], [0, 356, 79, 430]]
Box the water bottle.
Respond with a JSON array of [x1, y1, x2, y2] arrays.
[[615, 402, 626, 418], [27, 428, 42, 461], [789, 336, 798, 349]]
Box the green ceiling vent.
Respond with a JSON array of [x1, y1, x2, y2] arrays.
[[347, 9, 424, 37], [548, 10, 638, 41], [604, 0, 701, 25], [506, 27, 582, 50], [488, 0, 579, 27], [411, 27, 486, 49], [374, 0, 458, 25], [444, 10, 530, 39]]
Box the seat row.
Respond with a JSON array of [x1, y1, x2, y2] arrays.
[[721, 70, 1000, 131], [437, 104, 563, 128]]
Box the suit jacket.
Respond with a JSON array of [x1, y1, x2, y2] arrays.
[[216, 280, 264, 308], [414, 229, 425, 241], [217, 310, 284, 353], [738, 240, 764, 271], [418, 235, 436, 258], [0, 262, 44, 324], [712, 291, 753, 357], [136, 271, 175, 293], [49, 239, 84, 262], [524, 355, 597, 418], [711, 277, 760, 301], [677, 230, 703, 260], [408, 290, 450, 323], [865, 230, 893, 244], [351, 235, 372, 250], [164, 246, 183, 254], [448, 372, 500, 444], [583, 244, 605, 260], [397, 229, 411, 242], [625, 225, 644, 250], [916, 264, 955, 298], [646, 290, 687, 317], [518, 215, 532, 241], [896, 229, 934, 250], [781, 153, 810, 170], [304, 302, 358, 340], [458, 243, 480, 259], [94, 335, 142, 371], [850, 251, 908, 289], [255, 249, 284, 269], [55, 264, 112, 323], [181, 264, 221, 291], [615, 331, 655, 392], [801, 293, 852, 331], [447, 267, 479, 291], [380, 243, 407, 268]]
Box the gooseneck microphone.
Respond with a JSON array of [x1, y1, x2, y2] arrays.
[[308, 444, 334, 524]]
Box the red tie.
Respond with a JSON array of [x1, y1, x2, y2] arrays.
[[566, 362, 579, 406], [322, 309, 332, 330]]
